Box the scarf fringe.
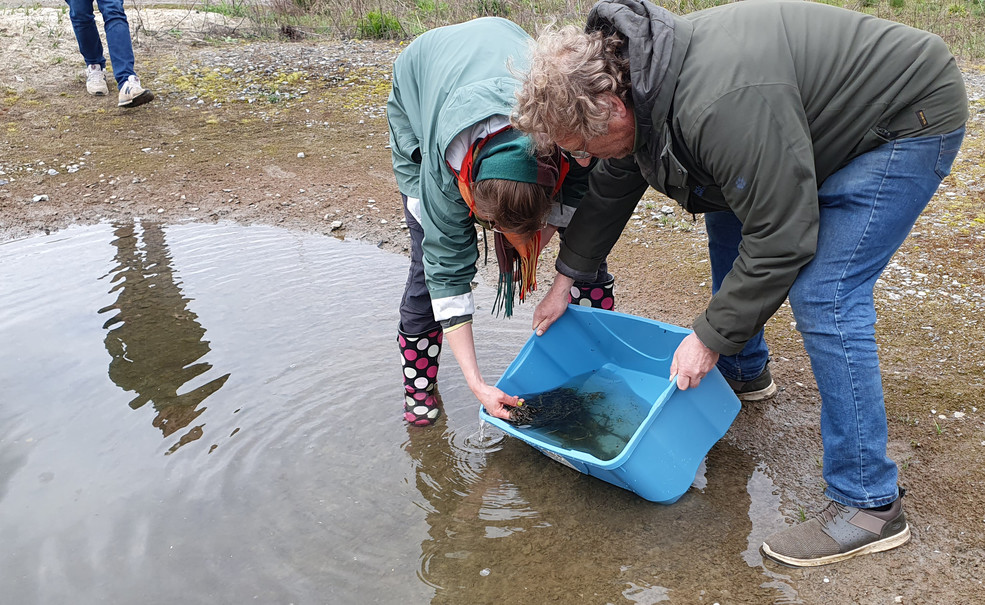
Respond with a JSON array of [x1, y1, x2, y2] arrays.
[[492, 231, 541, 318]]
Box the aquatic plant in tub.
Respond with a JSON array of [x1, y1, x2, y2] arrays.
[[480, 305, 741, 504]]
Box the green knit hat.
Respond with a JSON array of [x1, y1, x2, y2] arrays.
[[475, 128, 560, 190]]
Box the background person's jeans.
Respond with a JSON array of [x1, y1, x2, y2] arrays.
[[704, 126, 965, 507], [66, 0, 135, 89]]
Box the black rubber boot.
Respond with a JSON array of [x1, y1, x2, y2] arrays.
[[398, 327, 443, 426]]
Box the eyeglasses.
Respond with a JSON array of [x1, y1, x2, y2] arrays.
[[473, 215, 501, 233], [559, 146, 592, 160], [474, 214, 548, 235]]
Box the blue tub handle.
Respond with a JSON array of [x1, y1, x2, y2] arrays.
[[593, 316, 678, 362]]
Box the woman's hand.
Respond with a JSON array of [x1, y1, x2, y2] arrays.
[[443, 323, 523, 420], [670, 332, 720, 390], [472, 382, 523, 420], [533, 274, 575, 336]]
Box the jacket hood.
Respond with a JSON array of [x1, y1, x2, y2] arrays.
[[586, 0, 691, 132]]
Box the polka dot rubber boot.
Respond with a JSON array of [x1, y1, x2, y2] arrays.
[[398, 328, 443, 426], [568, 276, 615, 310]]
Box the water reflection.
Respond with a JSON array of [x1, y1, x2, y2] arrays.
[[0, 223, 805, 603], [98, 221, 229, 454], [405, 397, 800, 603], [743, 464, 803, 604]]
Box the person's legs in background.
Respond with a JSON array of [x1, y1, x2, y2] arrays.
[[93, 0, 135, 88], [704, 210, 775, 400], [762, 126, 965, 566], [65, 0, 152, 105], [65, 0, 110, 96], [95, 0, 154, 107]]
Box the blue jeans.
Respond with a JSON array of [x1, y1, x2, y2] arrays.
[[66, 0, 135, 88], [705, 126, 965, 507], [705, 210, 771, 381]]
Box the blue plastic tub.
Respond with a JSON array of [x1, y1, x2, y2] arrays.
[[480, 305, 741, 504]]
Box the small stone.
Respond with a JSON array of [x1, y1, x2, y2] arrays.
[[32, 194, 49, 202], [297, 152, 306, 158], [330, 220, 343, 231]]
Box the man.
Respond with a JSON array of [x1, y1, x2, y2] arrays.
[[66, 0, 154, 107], [513, 0, 967, 566]]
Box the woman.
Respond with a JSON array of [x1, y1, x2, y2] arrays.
[[388, 17, 612, 426]]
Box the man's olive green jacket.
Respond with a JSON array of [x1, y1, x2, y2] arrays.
[[558, 0, 968, 355]]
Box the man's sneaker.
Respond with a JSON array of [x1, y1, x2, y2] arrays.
[[761, 490, 910, 567], [85, 64, 109, 96], [725, 365, 777, 401], [118, 75, 154, 108]]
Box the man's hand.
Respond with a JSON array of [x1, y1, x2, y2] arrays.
[[533, 274, 576, 336], [670, 332, 720, 390]]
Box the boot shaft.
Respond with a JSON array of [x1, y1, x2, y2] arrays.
[[398, 328, 443, 426], [569, 276, 615, 310]]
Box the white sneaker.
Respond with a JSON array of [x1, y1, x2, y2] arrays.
[[85, 64, 108, 96], [118, 74, 154, 108]]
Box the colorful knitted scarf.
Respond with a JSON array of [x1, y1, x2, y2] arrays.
[[449, 127, 566, 317]]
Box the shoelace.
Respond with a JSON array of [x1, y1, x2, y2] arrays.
[[815, 500, 850, 525], [86, 68, 103, 83]]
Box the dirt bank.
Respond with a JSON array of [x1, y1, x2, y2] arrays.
[[1, 6, 984, 603]]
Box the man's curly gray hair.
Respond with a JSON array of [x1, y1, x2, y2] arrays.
[[513, 24, 631, 155]]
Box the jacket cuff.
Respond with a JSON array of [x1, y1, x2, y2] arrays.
[[692, 312, 746, 356], [555, 248, 604, 283], [431, 292, 475, 322]]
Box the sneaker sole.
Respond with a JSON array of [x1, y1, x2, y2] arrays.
[[761, 523, 910, 567], [119, 90, 154, 108], [87, 89, 108, 97], [735, 381, 778, 402]]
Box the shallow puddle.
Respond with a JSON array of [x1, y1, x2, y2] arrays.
[[0, 221, 802, 603]]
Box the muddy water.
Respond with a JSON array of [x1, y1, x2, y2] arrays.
[[0, 222, 802, 604]]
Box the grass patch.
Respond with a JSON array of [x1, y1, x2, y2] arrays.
[[199, 0, 253, 18], [187, 0, 985, 57]]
